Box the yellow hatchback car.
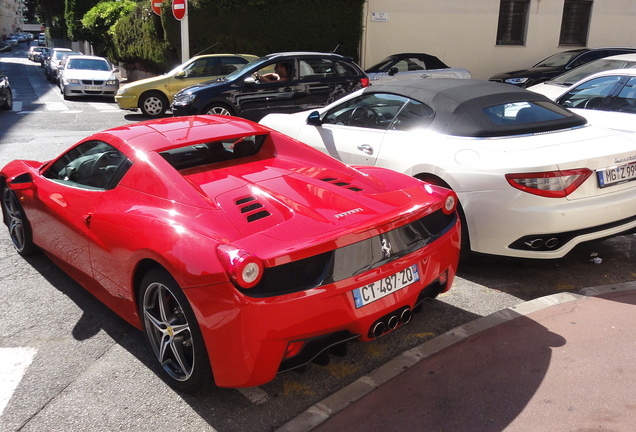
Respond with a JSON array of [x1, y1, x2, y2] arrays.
[[115, 53, 257, 117]]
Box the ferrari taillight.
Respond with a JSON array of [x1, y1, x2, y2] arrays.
[[505, 169, 592, 198], [442, 191, 458, 215], [217, 244, 264, 289]]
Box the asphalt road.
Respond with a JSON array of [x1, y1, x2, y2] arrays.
[[1, 46, 635, 432]]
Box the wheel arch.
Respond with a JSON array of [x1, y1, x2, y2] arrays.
[[414, 171, 471, 256]]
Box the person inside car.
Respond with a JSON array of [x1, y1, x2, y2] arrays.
[[258, 62, 290, 82]]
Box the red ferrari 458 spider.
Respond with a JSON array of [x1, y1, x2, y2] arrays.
[[1, 115, 460, 392]]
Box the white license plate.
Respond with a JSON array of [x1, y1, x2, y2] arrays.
[[85, 85, 101, 90], [352, 264, 420, 308], [597, 162, 636, 188]]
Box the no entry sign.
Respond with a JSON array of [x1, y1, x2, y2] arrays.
[[151, 1, 162, 16], [172, 0, 187, 20]]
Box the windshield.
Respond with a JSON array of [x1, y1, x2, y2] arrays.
[[365, 57, 395, 73], [534, 51, 582, 68], [548, 58, 636, 85], [68, 59, 110, 71], [223, 56, 269, 81]]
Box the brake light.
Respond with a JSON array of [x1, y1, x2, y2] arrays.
[[360, 77, 370, 88], [442, 191, 458, 215], [505, 169, 592, 198], [217, 244, 264, 288]]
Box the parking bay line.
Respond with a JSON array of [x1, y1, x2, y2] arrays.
[[0, 347, 38, 416]]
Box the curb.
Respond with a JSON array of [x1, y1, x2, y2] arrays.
[[275, 281, 636, 432]]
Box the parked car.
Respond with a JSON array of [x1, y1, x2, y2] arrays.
[[489, 47, 636, 88], [171, 52, 370, 121], [57, 55, 119, 99], [260, 79, 636, 259], [1, 115, 460, 391], [0, 72, 12, 110], [365, 53, 471, 84], [116, 53, 257, 117], [38, 34, 46, 46], [528, 54, 636, 100], [45, 48, 82, 82], [27, 46, 46, 62], [5, 36, 19, 48], [553, 69, 636, 134]]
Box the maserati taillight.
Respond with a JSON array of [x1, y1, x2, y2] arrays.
[[505, 169, 592, 198]]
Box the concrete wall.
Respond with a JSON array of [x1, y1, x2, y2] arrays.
[[361, 0, 636, 80]]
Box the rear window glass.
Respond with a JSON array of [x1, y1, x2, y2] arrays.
[[483, 101, 573, 126], [160, 134, 266, 170]]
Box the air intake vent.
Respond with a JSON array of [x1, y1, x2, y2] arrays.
[[236, 196, 271, 222], [320, 177, 363, 192]]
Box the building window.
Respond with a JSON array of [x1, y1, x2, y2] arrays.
[[496, 0, 530, 46], [559, 0, 593, 46]]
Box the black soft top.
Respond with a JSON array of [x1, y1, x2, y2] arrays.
[[362, 79, 587, 137]]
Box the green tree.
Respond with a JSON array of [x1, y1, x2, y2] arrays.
[[65, 0, 101, 41], [82, 1, 136, 57]]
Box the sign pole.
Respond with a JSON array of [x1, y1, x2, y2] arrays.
[[181, 3, 189, 62], [172, 0, 189, 62]]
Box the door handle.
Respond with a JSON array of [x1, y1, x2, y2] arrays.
[[357, 144, 374, 155], [84, 214, 92, 227]]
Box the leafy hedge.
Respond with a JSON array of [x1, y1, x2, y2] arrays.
[[111, 0, 364, 73]]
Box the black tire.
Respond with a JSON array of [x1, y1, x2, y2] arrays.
[[1, 89, 12, 110], [203, 103, 234, 116], [138, 267, 213, 393], [139, 92, 168, 117], [1, 185, 37, 255]]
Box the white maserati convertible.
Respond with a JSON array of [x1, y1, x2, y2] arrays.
[[260, 79, 636, 259]]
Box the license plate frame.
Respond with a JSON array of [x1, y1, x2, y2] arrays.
[[85, 85, 101, 91], [597, 161, 636, 188], [352, 264, 420, 309]]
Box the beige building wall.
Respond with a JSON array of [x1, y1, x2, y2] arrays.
[[361, 0, 636, 80], [1, 0, 20, 38]]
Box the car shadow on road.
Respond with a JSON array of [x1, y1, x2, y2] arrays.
[[457, 234, 636, 301]]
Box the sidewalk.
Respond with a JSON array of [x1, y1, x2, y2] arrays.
[[278, 282, 636, 432]]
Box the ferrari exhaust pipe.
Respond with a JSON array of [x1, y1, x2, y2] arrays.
[[387, 315, 399, 330], [400, 308, 413, 324], [371, 321, 386, 338]]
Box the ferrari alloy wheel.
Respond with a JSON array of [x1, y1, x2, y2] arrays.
[[204, 104, 233, 116], [1, 185, 36, 255], [139, 268, 212, 393], [139, 92, 168, 117]]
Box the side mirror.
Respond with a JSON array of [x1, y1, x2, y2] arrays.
[[8, 173, 34, 191], [388, 67, 399, 76], [244, 76, 256, 86], [175, 71, 185, 79], [307, 111, 322, 126]]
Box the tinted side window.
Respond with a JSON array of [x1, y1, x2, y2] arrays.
[[323, 93, 409, 130], [44, 141, 130, 190], [607, 76, 636, 113], [391, 100, 435, 130]]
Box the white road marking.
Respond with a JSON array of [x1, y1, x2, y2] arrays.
[[44, 102, 68, 111], [237, 387, 270, 405], [0, 347, 37, 416]]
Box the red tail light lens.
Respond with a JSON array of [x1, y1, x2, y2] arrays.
[[505, 169, 592, 198], [360, 77, 370, 88], [217, 244, 264, 288], [442, 191, 458, 215]]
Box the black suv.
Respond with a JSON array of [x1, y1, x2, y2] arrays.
[[489, 47, 636, 87], [171, 52, 369, 121]]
